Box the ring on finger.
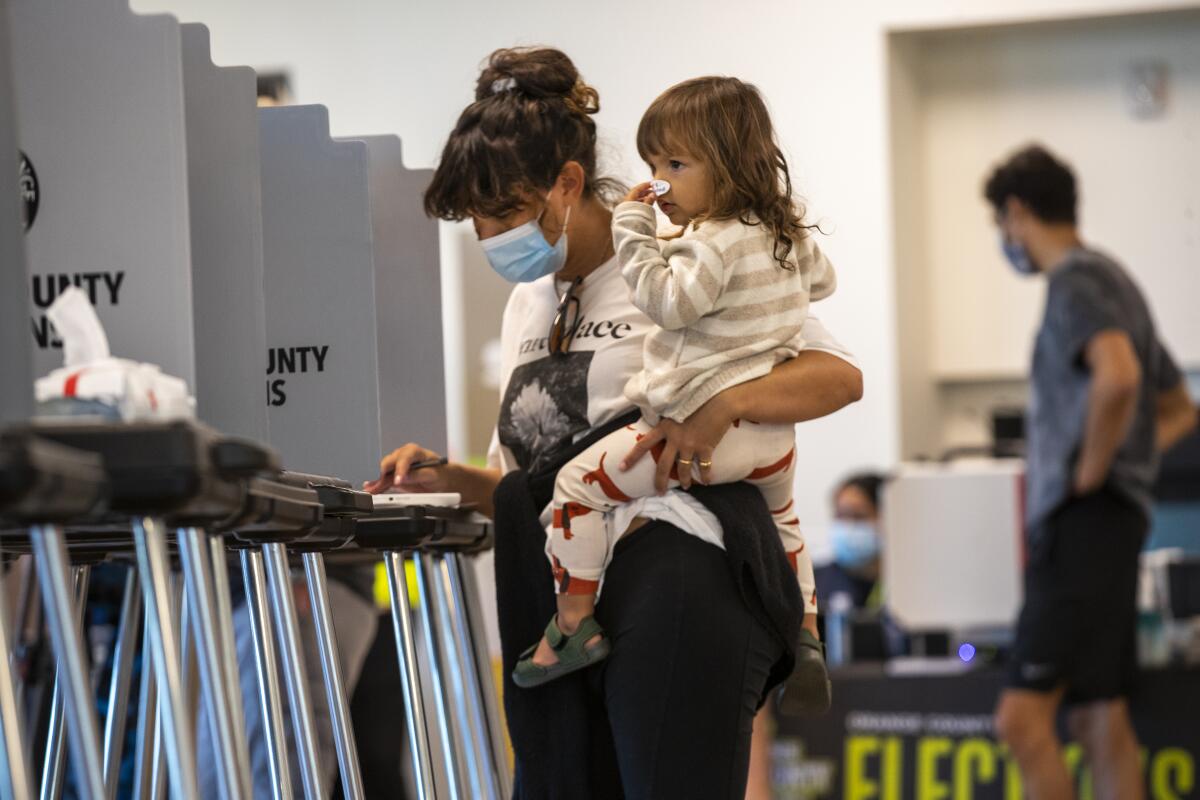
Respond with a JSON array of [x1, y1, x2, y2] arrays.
[[698, 459, 713, 469], [676, 457, 693, 466]]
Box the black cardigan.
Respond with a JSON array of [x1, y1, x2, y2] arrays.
[[492, 411, 803, 799]]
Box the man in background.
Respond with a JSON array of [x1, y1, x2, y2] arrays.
[[985, 145, 1196, 799]]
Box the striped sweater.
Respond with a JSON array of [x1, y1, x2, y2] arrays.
[[613, 201, 836, 423]]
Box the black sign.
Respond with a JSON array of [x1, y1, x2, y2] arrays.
[[18, 151, 38, 231], [28, 272, 127, 350], [266, 345, 331, 407], [773, 665, 1199, 799]]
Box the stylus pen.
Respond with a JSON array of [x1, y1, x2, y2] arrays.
[[382, 456, 448, 485], [407, 457, 449, 471]]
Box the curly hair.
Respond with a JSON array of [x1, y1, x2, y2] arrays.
[[424, 47, 621, 221], [983, 144, 1078, 224], [636, 76, 815, 269]]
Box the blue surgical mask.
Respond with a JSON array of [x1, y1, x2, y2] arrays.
[[481, 198, 571, 283], [1000, 235, 1037, 276], [830, 519, 881, 570]]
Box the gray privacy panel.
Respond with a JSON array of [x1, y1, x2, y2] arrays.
[[0, 2, 33, 423], [179, 23, 269, 441], [349, 136, 447, 456], [259, 106, 381, 481], [10, 0, 195, 385]]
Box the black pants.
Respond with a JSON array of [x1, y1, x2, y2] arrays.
[[1010, 487, 1148, 703], [582, 522, 783, 799], [506, 520, 787, 800]]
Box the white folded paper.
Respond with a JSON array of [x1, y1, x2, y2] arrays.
[[34, 287, 195, 421]]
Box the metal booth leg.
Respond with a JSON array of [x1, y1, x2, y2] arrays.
[[208, 534, 251, 772], [440, 553, 505, 800], [414, 551, 464, 800], [179, 526, 252, 800], [31, 529, 103, 800], [131, 608, 157, 800], [455, 553, 512, 797], [384, 551, 436, 800], [131, 517, 199, 800], [302, 552, 365, 800], [146, 566, 183, 800], [39, 677, 66, 800], [101, 566, 142, 799], [426, 554, 485, 800], [241, 549, 293, 800], [38, 565, 90, 800], [262, 542, 323, 800], [0, 555, 34, 800]]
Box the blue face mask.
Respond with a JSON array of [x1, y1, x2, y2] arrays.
[[1000, 234, 1037, 276], [830, 519, 881, 570], [481, 199, 571, 283]]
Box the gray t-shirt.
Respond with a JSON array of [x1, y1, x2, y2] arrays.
[[1027, 247, 1182, 528]]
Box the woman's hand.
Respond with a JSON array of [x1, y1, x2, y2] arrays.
[[620, 393, 737, 493], [363, 443, 453, 494], [623, 181, 656, 206]]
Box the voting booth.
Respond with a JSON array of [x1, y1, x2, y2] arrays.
[[0, 2, 32, 424], [1, 3, 496, 799], [8, 0, 268, 440], [10, 0, 444, 470], [179, 22, 271, 442], [259, 105, 447, 480], [10, 0, 196, 383]]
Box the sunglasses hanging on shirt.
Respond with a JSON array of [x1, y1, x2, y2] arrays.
[[548, 276, 583, 356]]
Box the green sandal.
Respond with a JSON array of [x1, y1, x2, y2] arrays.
[[778, 628, 833, 717], [513, 615, 611, 689]]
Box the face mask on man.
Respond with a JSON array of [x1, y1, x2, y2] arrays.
[[481, 193, 571, 283], [830, 519, 882, 571], [1000, 234, 1037, 277]]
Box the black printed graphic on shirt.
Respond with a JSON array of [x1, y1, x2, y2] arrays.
[[498, 351, 594, 473]]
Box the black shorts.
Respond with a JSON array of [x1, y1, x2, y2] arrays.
[[1009, 487, 1148, 703]]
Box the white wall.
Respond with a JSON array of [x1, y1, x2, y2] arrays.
[[131, 0, 1200, 558], [891, 9, 1200, 456], [921, 12, 1200, 380]]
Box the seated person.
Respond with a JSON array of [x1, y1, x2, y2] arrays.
[[815, 472, 885, 612]]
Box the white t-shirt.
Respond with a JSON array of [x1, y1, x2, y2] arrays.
[[487, 255, 857, 550]]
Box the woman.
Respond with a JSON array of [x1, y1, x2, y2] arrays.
[[817, 472, 886, 611], [364, 47, 862, 798]]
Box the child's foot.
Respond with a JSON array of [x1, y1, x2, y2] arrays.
[[513, 615, 611, 688], [778, 628, 832, 716], [529, 622, 604, 667]]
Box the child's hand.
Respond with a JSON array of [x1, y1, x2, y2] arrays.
[[624, 182, 656, 206]]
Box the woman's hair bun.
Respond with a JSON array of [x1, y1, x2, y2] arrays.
[[476, 47, 599, 116], [426, 46, 619, 221]]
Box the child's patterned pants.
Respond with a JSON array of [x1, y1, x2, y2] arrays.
[[549, 417, 816, 611]]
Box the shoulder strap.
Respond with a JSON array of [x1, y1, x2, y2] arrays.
[[526, 409, 641, 508]]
